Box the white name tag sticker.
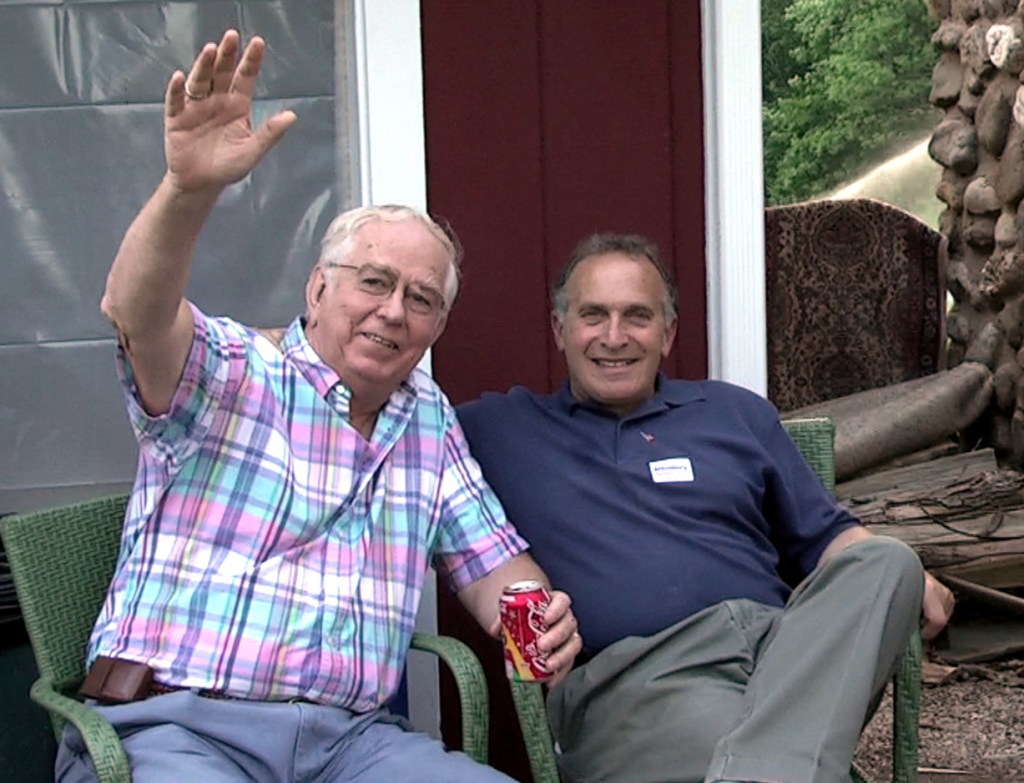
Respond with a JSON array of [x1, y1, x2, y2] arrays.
[[648, 457, 694, 483]]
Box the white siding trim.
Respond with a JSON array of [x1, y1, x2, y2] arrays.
[[701, 0, 767, 394], [354, 0, 441, 738]]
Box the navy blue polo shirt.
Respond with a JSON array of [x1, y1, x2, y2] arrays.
[[456, 376, 859, 654]]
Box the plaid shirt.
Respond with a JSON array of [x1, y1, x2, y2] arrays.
[[88, 305, 526, 711]]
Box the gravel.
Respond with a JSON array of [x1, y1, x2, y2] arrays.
[[854, 658, 1024, 782]]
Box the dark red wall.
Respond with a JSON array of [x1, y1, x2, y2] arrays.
[[421, 2, 706, 778]]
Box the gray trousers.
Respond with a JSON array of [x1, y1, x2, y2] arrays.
[[546, 537, 924, 783]]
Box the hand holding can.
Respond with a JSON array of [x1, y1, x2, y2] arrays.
[[500, 580, 552, 681]]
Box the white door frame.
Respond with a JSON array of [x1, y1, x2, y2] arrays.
[[351, 0, 441, 736]]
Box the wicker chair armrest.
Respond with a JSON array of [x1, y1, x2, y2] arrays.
[[891, 628, 922, 783], [410, 632, 489, 764], [510, 680, 560, 783], [30, 677, 131, 783]]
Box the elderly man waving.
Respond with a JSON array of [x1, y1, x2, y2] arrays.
[[59, 30, 579, 783]]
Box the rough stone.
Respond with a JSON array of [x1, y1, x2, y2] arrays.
[[994, 408, 1015, 449], [948, 310, 972, 346], [987, 24, 1023, 70], [934, 19, 966, 50], [994, 359, 1023, 409], [997, 208, 1019, 245], [1014, 196, 1024, 237], [983, 0, 1018, 18], [934, 54, 967, 107], [930, 115, 980, 174], [937, 169, 969, 209], [996, 124, 1024, 200], [965, 214, 998, 247], [965, 66, 989, 97], [960, 80, 982, 117], [965, 320, 1006, 366], [965, 176, 1002, 212], [930, 0, 953, 21], [948, 261, 974, 303], [955, 0, 982, 23], [977, 82, 1012, 153], [941, 208, 961, 242], [1000, 296, 1024, 346], [999, 20, 1024, 73], [982, 246, 1024, 297], [1013, 84, 1024, 125], [962, 23, 994, 75]]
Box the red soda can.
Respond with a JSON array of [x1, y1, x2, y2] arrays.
[[500, 580, 552, 682]]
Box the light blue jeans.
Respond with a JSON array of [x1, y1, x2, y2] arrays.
[[56, 690, 514, 783]]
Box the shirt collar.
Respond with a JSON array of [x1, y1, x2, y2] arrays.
[[553, 372, 706, 419], [281, 317, 340, 400], [279, 317, 419, 408]]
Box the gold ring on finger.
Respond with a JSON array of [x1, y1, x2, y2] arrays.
[[184, 83, 209, 101]]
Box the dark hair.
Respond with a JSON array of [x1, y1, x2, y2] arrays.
[[551, 233, 678, 321]]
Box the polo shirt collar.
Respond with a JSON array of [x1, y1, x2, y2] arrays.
[[554, 372, 706, 419]]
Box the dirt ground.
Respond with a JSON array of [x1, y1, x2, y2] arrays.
[[854, 656, 1024, 782]]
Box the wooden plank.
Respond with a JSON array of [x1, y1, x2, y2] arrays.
[[866, 511, 1024, 546], [842, 467, 1024, 527], [837, 448, 997, 499]]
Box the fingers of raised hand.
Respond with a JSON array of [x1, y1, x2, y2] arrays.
[[229, 35, 266, 98], [210, 29, 242, 94], [176, 29, 256, 107], [183, 41, 218, 102]]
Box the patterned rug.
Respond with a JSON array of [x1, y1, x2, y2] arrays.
[[765, 198, 946, 412]]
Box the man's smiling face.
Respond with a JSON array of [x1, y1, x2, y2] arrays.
[[551, 251, 677, 417], [305, 217, 450, 406]]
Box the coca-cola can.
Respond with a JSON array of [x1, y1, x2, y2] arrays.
[[500, 580, 552, 682]]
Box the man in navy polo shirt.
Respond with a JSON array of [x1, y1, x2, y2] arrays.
[[457, 233, 954, 783]]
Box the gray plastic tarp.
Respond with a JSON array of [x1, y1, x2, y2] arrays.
[[0, 0, 342, 512]]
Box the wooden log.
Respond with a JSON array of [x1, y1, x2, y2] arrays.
[[912, 541, 1024, 571], [789, 363, 994, 480], [935, 573, 1024, 615], [936, 554, 1024, 587]]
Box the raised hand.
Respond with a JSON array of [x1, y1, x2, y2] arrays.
[[163, 29, 296, 194]]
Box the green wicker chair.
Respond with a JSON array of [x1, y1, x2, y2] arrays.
[[510, 416, 922, 783], [1, 493, 492, 783]]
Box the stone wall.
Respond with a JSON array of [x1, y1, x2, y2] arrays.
[[929, 0, 1024, 462]]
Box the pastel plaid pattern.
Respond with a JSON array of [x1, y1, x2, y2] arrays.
[[88, 306, 526, 711]]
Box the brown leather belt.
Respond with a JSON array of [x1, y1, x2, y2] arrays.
[[80, 656, 235, 704]]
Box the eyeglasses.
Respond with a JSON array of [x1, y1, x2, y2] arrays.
[[325, 263, 446, 317]]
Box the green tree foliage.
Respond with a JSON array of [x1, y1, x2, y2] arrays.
[[763, 0, 938, 205]]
